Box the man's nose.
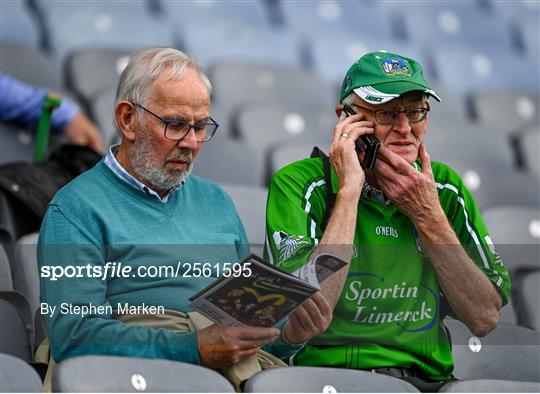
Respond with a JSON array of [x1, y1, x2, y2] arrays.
[[177, 127, 199, 149], [393, 112, 411, 134]]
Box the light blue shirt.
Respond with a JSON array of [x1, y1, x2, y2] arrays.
[[104, 144, 183, 203]]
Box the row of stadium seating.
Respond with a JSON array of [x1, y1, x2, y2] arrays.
[[2, 351, 540, 392]]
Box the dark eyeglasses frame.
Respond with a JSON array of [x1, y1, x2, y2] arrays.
[[133, 102, 219, 142], [346, 104, 430, 125]]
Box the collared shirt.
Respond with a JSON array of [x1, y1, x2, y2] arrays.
[[104, 144, 183, 203]]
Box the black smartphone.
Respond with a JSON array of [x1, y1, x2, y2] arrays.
[[342, 105, 380, 170]]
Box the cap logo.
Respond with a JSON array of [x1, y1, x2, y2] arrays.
[[365, 95, 383, 103], [342, 74, 352, 94], [381, 57, 411, 77]]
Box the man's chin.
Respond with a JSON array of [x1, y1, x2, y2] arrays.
[[386, 146, 418, 164]]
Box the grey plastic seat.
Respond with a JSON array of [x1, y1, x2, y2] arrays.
[[471, 91, 539, 137], [90, 88, 120, 148], [481, 206, 540, 273], [0, 290, 34, 362], [444, 318, 540, 382], [53, 355, 235, 392], [309, 30, 431, 84], [209, 63, 334, 135], [400, 7, 514, 51], [65, 48, 132, 104], [425, 114, 514, 168], [0, 1, 41, 48], [34, 1, 175, 62], [159, 0, 269, 26], [220, 184, 268, 256], [0, 243, 13, 291], [178, 22, 302, 69], [440, 379, 540, 392], [0, 42, 63, 91], [234, 101, 335, 185], [192, 134, 258, 186], [438, 159, 540, 211], [244, 366, 419, 392], [12, 233, 40, 314], [270, 140, 327, 178], [515, 269, 540, 331], [520, 127, 540, 181], [279, 2, 393, 40], [431, 46, 538, 95], [0, 352, 43, 392]]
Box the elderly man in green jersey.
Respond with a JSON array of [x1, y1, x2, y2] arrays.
[[264, 52, 511, 391]]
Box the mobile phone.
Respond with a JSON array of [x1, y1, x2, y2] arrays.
[[342, 105, 380, 170]]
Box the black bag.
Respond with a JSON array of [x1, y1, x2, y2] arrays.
[[0, 144, 102, 219]]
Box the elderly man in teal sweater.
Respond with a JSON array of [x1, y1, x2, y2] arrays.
[[37, 47, 332, 382]]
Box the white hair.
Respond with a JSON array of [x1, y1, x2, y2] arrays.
[[114, 47, 212, 131]]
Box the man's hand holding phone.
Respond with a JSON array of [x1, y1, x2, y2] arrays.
[[328, 106, 375, 197]]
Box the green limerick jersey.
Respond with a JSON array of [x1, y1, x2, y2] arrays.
[[264, 158, 511, 381]]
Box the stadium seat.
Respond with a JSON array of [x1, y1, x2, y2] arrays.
[[514, 269, 540, 331], [425, 114, 514, 168], [518, 18, 540, 58], [400, 7, 514, 52], [89, 88, 120, 148], [481, 206, 540, 273], [209, 63, 335, 136], [519, 127, 540, 181], [244, 366, 420, 392], [0, 243, 13, 291], [0, 122, 36, 166], [427, 84, 468, 122], [178, 23, 303, 69], [308, 30, 432, 85], [0, 290, 34, 362], [192, 134, 258, 186], [0, 42, 63, 91], [220, 184, 268, 257], [431, 46, 538, 95], [471, 90, 539, 138], [437, 159, 540, 211], [158, 0, 270, 26], [52, 355, 235, 392], [270, 140, 326, 177], [12, 233, 40, 315], [65, 47, 132, 104], [0, 1, 41, 48], [33, 1, 175, 62], [279, 1, 394, 41], [444, 319, 540, 382], [439, 378, 540, 392], [0, 352, 43, 392], [234, 100, 335, 184], [34, 308, 47, 351]]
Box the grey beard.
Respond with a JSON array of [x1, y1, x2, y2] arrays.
[[128, 139, 193, 192]]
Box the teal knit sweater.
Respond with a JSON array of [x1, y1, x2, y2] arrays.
[[38, 161, 296, 364]]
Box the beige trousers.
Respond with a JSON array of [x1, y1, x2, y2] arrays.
[[36, 310, 286, 392]]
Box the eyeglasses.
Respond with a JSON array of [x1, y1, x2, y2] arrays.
[[133, 103, 219, 142], [347, 104, 430, 125]]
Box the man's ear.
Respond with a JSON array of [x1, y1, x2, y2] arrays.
[[115, 101, 137, 141], [335, 104, 345, 118]]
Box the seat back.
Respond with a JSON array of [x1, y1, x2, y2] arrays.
[[515, 269, 540, 331], [244, 366, 420, 392], [445, 319, 540, 382], [52, 355, 235, 392], [0, 290, 34, 362], [440, 379, 540, 392], [481, 206, 540, 273], [13, 233, 40, 314], [0, 243, 13, 291], [0, 352, 43, 392]]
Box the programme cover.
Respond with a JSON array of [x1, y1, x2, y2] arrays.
[[188, 253, 346, 327]]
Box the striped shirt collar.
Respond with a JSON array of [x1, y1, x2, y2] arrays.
[[104, 144, 183, 203]]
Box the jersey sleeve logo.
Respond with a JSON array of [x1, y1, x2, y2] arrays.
[[273, 231, 311, 261]]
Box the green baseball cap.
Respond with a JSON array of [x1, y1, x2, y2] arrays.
[[340, 51, 441, 104]]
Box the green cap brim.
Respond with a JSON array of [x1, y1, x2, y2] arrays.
[[353, 81, 441, 105]]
